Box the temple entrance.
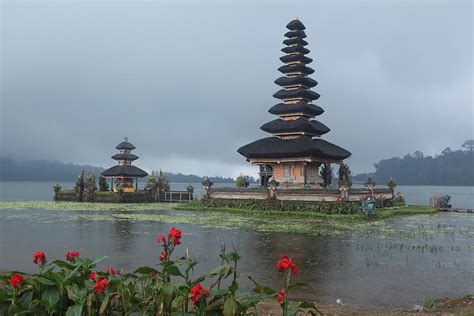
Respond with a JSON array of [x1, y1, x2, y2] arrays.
[[259, 164, 273, 187]]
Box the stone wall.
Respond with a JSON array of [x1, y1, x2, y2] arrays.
[[207, 187, 393, 202], [209, 188, 268, 200], [55, 189, 192, 203]]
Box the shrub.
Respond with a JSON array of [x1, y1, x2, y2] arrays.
[[202, 198, 361, 215], [235, 174, 249, 188], [0, 227, 320, 315]]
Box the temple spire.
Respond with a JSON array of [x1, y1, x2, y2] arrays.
[[238, 18, 351, 188]]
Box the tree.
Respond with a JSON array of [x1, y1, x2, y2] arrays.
[[414, 151, 424, 159], [74, 170, 86, 202], [462, 140, 474, 151], [235, 174, 249, 188], [145, 170, 159, 201], [337, 163, 352, 188], [157, 170, 170, 200], [86, 170, 97, 202], [98, 169, 109, 191], [320, 163, 332, 188], [441, 147, 452, 156], [387, 178, 397, 191]]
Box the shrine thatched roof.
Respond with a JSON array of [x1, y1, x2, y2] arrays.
[[261, 118, 330, 136], [268, 102, 324, 117], [111, 153, 139, 161], [238, 136, 351, 161], [102, 165, 148, 178]]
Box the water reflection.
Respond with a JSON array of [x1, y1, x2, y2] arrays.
[[0, 208, 473, 308]]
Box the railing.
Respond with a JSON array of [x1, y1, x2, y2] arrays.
[[163, 191, 195, 203]]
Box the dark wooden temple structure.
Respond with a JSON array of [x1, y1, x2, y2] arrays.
[[238, 18, 351, 188], [103, 137, 148, 192]]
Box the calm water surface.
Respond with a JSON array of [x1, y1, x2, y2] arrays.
[[0, 206, 473, 308]]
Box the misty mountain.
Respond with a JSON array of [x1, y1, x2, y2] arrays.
[[354, 147, 474, 186], [0, 157, 102, 182], [0, 157, 239, 183]]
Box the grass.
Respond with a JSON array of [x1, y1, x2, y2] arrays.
[[173, 202, 436, 222]]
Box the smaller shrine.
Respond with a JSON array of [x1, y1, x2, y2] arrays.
[[102, 137, 148, 192]]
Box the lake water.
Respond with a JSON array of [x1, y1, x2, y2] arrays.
[[1, 181, 473, 208], [0, 182, 473, 308]]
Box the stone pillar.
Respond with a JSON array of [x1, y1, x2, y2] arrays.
[[364, 177, 375, 198], [202, 177, 214, 202], [339, 185, 349, 200], [268, 179, 279, 200]]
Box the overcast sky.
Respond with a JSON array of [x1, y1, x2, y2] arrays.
[[1, 0, 472, 178]]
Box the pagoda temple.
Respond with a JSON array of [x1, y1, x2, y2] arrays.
[[102, 137, 148, 192], [238, 18, 351, 188]]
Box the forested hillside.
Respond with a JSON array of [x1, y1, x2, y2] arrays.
[[354, 143, 474, 186]]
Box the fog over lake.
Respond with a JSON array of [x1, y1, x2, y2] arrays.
[[1, 0, 472, 178]]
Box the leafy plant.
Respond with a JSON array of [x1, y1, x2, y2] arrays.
[[98, 169, 109, 192], [235, 174, 249, 188], [0, 227, 321, 315], [320, 163, 332, 188]]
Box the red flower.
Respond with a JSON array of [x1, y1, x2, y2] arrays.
[[168, 227, 182, 245], [89, 271, 97, 281], [156, 235, 166, 244], [93, 278, 109, 293], [276, 255, 298, 274], [190, 283, 209, 303], [8, 274, 23, 288], [106, 268, 117, 275], [65, 251, 79, 262], [33, 251, 46, 265], [159, 251, 167, 261], [277, 289, 285, 303]]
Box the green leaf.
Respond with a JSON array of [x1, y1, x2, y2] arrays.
[[298, 301, 322, 315], [164, 265, 183, 277], [99, 293, 110, 314], [52, 272, 65, 286], [191, 275, 206, 284], [65, 304, 83, 316], [17, 290, 33, 309], [66, 284, 87, 304], [161, 284, 175, 311], [90, 256, 109, 266], [35, 276, 56, 286], [248, 276, 276, 295], [41, 286, 60, 310], [207, 265, 232, 278], [223, 297, 239, 316], [51, 260, 74, 270], [288, 280, 313, 290], [133, 266, 158, 275]]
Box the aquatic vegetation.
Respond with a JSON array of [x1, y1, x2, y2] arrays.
[[0, 201, 176, 211], [0, 227, 320, 315], [0, 202, 471, 240]]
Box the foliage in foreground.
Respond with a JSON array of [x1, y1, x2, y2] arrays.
[[0, 227, 320, 315]]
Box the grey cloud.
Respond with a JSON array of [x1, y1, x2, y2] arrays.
[[1, 0, 472, 177]]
